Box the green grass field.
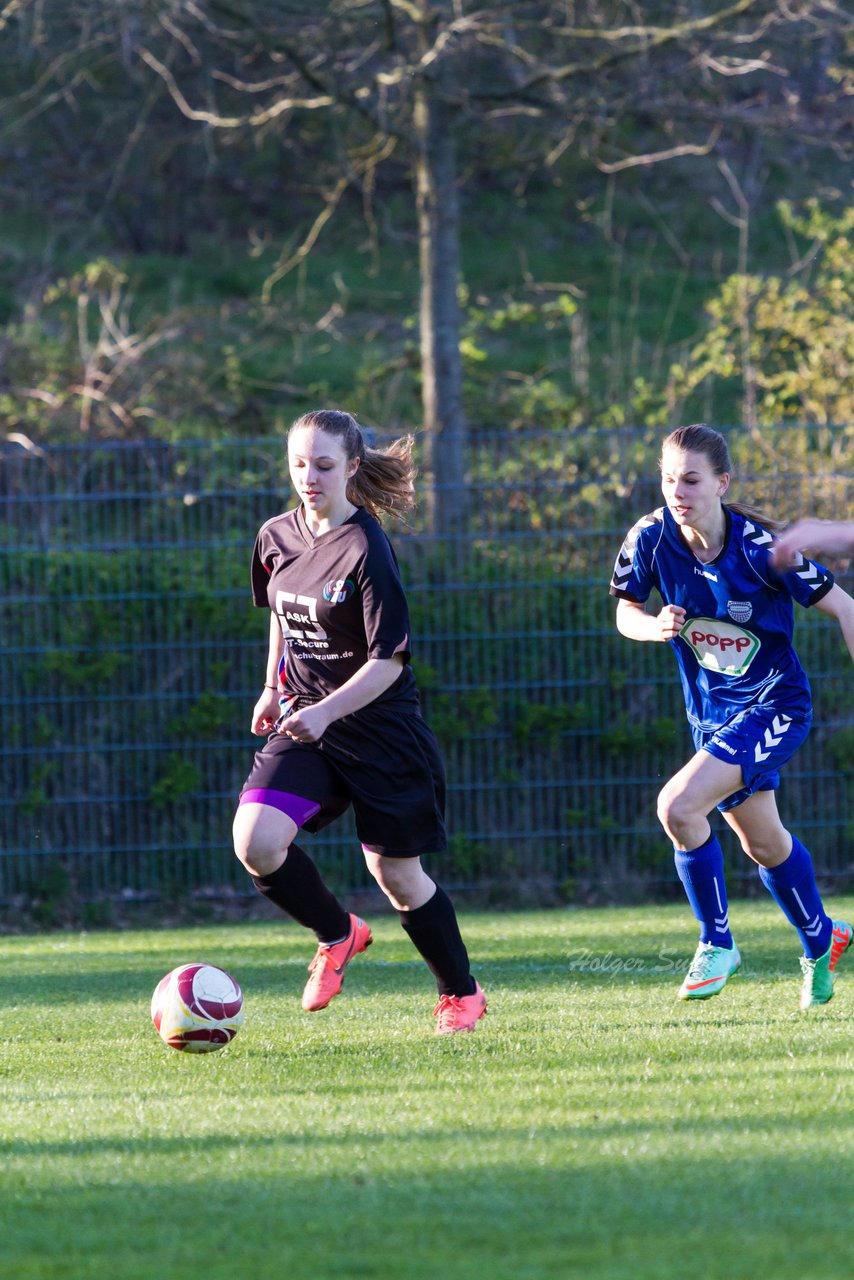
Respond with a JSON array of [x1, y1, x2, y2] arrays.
[[3, 902, 853, 1280]]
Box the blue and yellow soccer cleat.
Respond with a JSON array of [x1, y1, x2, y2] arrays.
[[678, 941, 741, 1000], [799, 920, 852, 1010]]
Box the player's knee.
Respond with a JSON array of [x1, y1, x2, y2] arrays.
[[367, 854, 428, 909], [656, 783, 693, 839], [367, 857, 404, 898], [737, 831, 790, 867], [232, 809, 290, 876], [737, 836, 764, 864]]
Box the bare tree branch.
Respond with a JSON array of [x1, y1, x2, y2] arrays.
[[596, 126, 724, 173], [139, 47, 335, 126], [261, 134, 397, 302], [473, 0, 772, 96], [0, 37, 112, 134], [0, 0, 23, 32], [697, 51, 788, 75], [550, 2, 761, 41]]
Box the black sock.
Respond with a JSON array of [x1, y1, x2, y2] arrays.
[[251, 843, 350, 944], [398, 884, 476, 997]]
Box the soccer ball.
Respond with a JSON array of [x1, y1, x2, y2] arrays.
[[151, 963, 244, 1053]]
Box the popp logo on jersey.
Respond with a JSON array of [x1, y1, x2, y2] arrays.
[[679, 616, 761, 677]]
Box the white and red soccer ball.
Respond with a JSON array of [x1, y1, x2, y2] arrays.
[[151, 963, 243, 1053]]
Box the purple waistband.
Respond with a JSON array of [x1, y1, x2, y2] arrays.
[[238, 788, 321, 827]]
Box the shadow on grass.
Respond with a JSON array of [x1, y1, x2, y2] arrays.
[[5, 932, 830, 1006], [1, 1146, 850, 1280]]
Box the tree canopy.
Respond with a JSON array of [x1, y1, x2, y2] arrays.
[[1, 0, 852, 481]]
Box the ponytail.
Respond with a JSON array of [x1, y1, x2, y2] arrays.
[[725, 501, 782, 534], [289, 409, 416, 523], [349, 436, 416, 523]]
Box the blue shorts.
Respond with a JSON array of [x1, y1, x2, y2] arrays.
[[693, 705, 811, 812]]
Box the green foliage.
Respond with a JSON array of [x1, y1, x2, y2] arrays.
[[167, 692, 235, 740], [600, 713, 680, 759], [20, 762, 55, 817], [149, 756, 204, 810], [514, 700, 596, 749], [21, 861, 72, 927], [825, 728, 854, 777], [668, 200, 854, 425], [420, 685, 500, 741], [0, 142, 847, 447]]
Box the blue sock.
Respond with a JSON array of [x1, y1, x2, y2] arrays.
[[757, 837, 832, 959], [674, 835, 734, 948]]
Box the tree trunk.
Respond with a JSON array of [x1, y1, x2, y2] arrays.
[[414, 3, 466, 535]]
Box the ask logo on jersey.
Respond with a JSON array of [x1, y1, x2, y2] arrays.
[[679, 616, 761, 676]]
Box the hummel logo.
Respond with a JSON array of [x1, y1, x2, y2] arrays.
[[611, 513, 659, 589], [744, 521, 774, 547], [612, 550, 632, 587], [795, 562, 823, 587], [754, 714, 792, 762]]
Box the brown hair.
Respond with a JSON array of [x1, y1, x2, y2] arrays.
[[288, 409, 416, 523], [660, 424, 781, 532]]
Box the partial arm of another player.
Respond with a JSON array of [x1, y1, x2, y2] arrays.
[[773, 519, 854, 570], [615, 598, 686, 642], [280, 655, 406, 743], [812, 583, 854, 665], [251, 612, 286, 734]]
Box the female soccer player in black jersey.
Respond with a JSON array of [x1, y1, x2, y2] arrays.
[[233, 409, 486, 1033]]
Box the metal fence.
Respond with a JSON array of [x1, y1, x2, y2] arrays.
[[1, 425, 852, 913]]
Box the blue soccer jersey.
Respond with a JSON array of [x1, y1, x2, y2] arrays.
[[609, 505, 834, 734]]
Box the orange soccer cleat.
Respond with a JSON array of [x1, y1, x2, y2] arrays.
[[432, 981, 487, 1034], [301, 914, 372, 1012]]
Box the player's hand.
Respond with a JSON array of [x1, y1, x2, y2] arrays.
[[251, 691, 280, 736], [281, 703, 332, 744], [772, 519, 815, 570], [771, 518, 850, 570], [656, 604, 686, 641]]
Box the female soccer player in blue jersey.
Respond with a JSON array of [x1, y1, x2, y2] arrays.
[[610, 425, 854, 1009], [232, 410, 486, 1034]]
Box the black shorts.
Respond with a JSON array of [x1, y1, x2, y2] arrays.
[[239, 704, 447, 858]]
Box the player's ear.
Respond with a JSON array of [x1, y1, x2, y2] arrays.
[[718, 472, 730, 496]]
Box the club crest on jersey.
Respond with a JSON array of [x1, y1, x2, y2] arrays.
[[679, 616, 761, 676], [727, 600, 753, 624], [322, 577, 355, 605]]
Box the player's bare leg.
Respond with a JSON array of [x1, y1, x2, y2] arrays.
[[657, 750, 744, 851], [719, 789, 792, 868], [233, 801, 370, 1011], [232, 801, 298, 878], [364, 849, 487, 1033], [658, 752, 744, 999], [363, 851, 434, 911]]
